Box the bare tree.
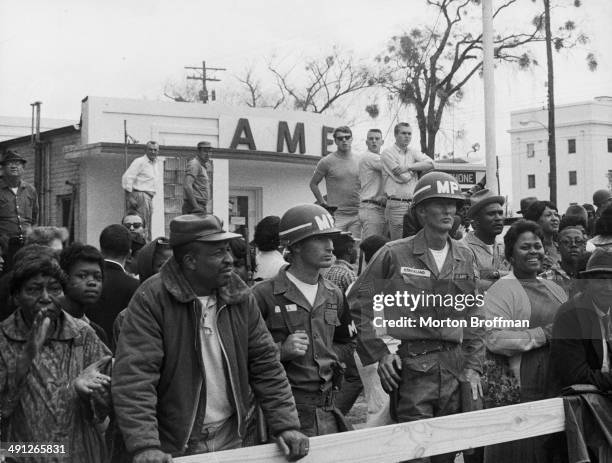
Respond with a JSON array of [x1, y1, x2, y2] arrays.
[[377, 0, 596, 158], [234, 67, 285, 109], [267, 46, 376, 114]]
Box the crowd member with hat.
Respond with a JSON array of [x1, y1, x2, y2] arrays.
[[381, 122, 434, 240], [183, 141, 212, 215], [0, 149, 39, 274], [524, 200, 561, 271], [121, 141, 160, 241], [463, 189, 510, 290], [112, 214, 308, 462], [550, 248, 612, 392], [348, 171, 484, 463], [252, 204, 352, 437]]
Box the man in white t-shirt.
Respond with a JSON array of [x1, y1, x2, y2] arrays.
[[309, 126, 362, 238], [252, 204, 351, 437], [348, 172, 484, 463]]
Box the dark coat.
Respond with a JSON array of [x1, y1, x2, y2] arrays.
[[550, 292, 612, 393], [111, 257, 300, 456], [86, 260, 139, 348]]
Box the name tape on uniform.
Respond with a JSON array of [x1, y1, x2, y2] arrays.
[[400, 267, 431, 278]]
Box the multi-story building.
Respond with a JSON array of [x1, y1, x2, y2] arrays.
[[509, 96, 612, 213]]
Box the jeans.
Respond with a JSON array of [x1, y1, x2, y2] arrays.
[[185, 414, 242, 455], [385, 199, 411, 241], [334, 210, 361, 239], [359, 203, 387, 239]]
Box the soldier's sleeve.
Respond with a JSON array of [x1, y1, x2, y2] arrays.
[[347, 246, 391, 365]]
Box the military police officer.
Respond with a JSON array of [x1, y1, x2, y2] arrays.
[[348, 172, 485, 463], [252, 204, 351, 437]]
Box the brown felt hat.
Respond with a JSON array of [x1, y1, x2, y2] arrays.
[[466, 189, 505, 219], [0, 149, 27, 165], [169, 214, 241, 247], [581, 248, 612, 275]]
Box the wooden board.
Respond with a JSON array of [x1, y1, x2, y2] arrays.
[[176, 398, 565, 463]]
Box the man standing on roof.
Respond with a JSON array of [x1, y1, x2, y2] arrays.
[[381, 122, 434, 240], [122, 141, 160, 241], [183, 141, 212, 215]]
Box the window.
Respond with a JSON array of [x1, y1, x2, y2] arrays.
[[526, 143, 535, 158], [528, 174, 536, 189], [568, 138, 576, 154], [569, 171, 577, 185], [608, 138, 612, 153]]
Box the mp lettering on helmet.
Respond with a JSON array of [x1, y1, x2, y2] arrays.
[[436, 180, 460, 195], [314, 214, 334, 231]]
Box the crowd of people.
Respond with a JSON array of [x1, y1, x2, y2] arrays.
[[1, 123, 612, 463]]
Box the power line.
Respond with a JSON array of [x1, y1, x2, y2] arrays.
[[185, 61, 226, 103]]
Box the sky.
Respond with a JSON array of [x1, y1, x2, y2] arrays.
[[1, 0, 611, 195]]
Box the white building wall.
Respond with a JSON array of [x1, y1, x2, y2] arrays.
[[509, 98, 612, 212]]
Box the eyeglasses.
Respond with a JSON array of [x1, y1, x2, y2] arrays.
[[335, 136, 352, 141], [5, 161, 23, 167], [23, 283, 63, 298], [124, 222, 143, 230], [559, 238, 586, 246]]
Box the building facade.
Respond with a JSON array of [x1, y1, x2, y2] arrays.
[[509, 97, 612, 212]]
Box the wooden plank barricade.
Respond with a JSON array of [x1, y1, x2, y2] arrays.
[[175, 398, 565, 463]]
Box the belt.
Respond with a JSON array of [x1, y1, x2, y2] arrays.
[[292, 389, 335, 408], [387, 196, 412, 203], [397, 339, 459, 358], [133, 189, 155, 198], [361, 199, 385, 207]]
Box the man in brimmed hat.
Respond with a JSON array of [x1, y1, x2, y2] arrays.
[[0, 149, 38, 273], [252, 204, 352, 437], [183, 141, 212, 215], [112, 214, 308, 462], [550, 248, 612, 393], [463, 188, 510, 290]]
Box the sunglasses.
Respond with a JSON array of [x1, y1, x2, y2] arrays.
[[335, 135, 352, 141], [125, 222, 143, 230]]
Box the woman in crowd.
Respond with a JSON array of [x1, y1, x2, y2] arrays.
[[252, 215, 286, 281], [524, 201, 561, 271], [483, 220, 567, 463], [587, 203, 612, 252], [229, 236, 257, 284], [26, 226, 69, 250], [0, 245, 111, 462]]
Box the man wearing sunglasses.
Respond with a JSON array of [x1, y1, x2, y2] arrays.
[[309, 126, 362, 238], [381, 122, 434, 240]]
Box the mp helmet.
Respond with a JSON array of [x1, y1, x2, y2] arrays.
[[279, 204, 342, 247], [412, 171, 465, 207]]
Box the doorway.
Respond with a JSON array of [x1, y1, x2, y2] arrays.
[[228, 187, 262, 241]]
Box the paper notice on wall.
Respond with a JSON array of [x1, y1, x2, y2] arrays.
[[230, 216, 246, 225]]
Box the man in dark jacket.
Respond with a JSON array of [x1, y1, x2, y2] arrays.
[[550, 248, 612, 392], [112, 214, 308, 463], [87, 224, 139, 349]]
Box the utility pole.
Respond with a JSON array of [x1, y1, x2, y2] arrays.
[[185, 61, 226, 103], [481, 0, 499, 194], [544, 0, 557, 205]]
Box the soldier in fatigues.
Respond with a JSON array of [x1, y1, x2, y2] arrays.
[[252, 204, 352, 437], [348, 172, 485, 463]]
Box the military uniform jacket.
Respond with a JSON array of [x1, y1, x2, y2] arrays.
[[347, 229, 485, 371], [252, 267, 343, 394]]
